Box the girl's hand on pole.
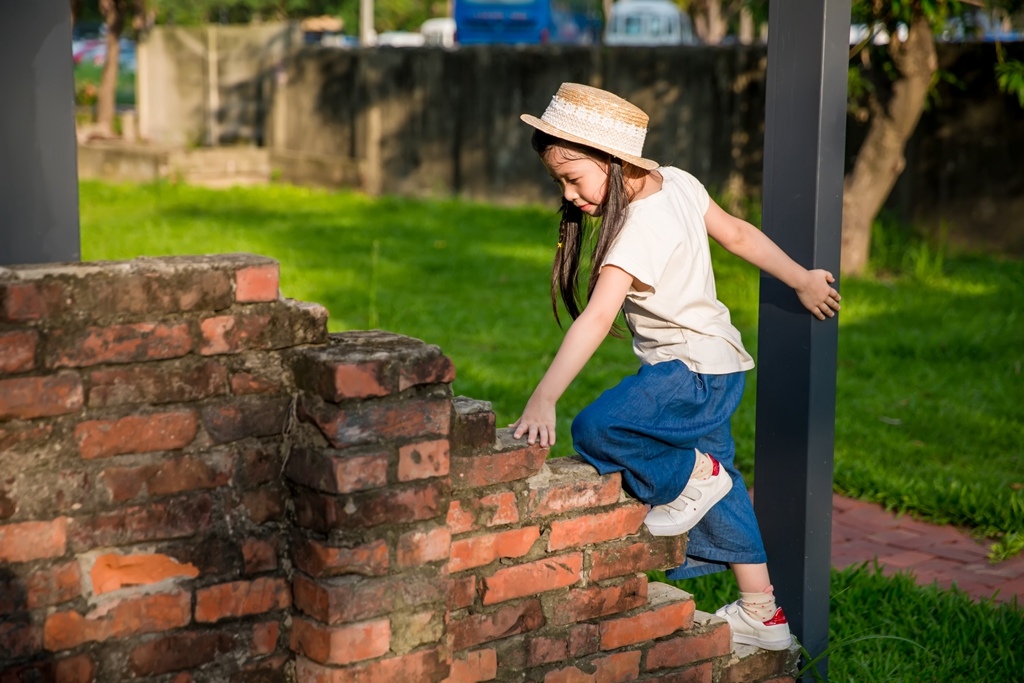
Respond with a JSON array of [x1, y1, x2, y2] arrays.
[[510, 395, 557, 448], [796, 269, 842, 320]]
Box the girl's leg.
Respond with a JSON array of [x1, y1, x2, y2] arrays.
[[732, 563, 771, 593], [572, 360, 740, 506], [716, 562, 792, 651]]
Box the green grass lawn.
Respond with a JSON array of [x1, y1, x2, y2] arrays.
[[79, 179, 1023, 681]]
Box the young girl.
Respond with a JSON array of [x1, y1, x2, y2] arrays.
[[512, 83, 840, 651]]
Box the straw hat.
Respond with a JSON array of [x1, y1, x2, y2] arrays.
[[520, 83, 659, 170]]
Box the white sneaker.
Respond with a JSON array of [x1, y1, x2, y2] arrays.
[[644, 455, 732, 536], [715, 600, 793, 651]]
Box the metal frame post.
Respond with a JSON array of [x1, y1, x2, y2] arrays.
[[0, 1, 81, 266], [754, 0, 850, 679]]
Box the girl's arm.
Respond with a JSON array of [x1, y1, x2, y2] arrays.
[[704, 199, 841, 320], [511, 265, 634, 447]]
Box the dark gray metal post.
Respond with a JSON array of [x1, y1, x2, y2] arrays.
[[0, 2, 81, 266], [754, 0, 849, 679]]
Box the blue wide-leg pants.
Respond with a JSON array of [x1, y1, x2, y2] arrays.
[[571, 360, 767, 579]]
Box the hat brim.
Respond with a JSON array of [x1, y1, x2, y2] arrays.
[[520, 114, 660, 171]]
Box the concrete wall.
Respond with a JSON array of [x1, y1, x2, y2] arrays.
[[138, 23, 300, 147], [270, 42, 1023, 253]]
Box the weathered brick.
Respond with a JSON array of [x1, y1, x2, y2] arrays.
[[299, 395, 450, 449], [74, 410, 199, 459], [291, 536, 390, 578], [239, 486, 286, 524], [398, 353, 455, 392], [293, 481, 446, 532], [645, 621, 731, 671], [296, 359, 391, 400], [391, 610, 445, 654], [544, 651, 642, 683], [243, 537, 280, 574], [0, 653, 96, 683], [89, 552, 200, 595], [200, 396, 291, 444], [448, 575, 477, 610], [547, 504, 648, 551], [450, 396, 496, 456], [239, 443, 283, 487], [526, 459, 622, 519], [0, 372, 83, 420], [450, 599, 544, 651], [293, 331, 452, 401], [649, 663, 714, 683], [528, 635, 567, 667], [195, 577, 291, 623], [235, 263, 280, 302], [292, 571, 445, 626], [397, 525, 451, 567], [0, 518, 67, 563], [599, 583, 695, 650], [719, 647, 792, 683], [568, 624, 601, 659], [483, 553, 583, 605], [449, 526, 540, 573], [101, 452, 234, 502], [43, 590, 191, 651], [0, 621, 42, 659], [448, 648, 498, 683], [129, 630, 236, 676], [68, 494, 213, 551], [399, 439, 450, 481], [87, 358, 229, 407], [199, 313, 273, 355], [285, 446, 389, 494], [590, 537, 688, 581], [290, 616, 390, 665], [451, 433, 547, 490], [0, 560, 82, 611], [546, 574, 648, 626], [253, 621, 281, 655], [0, 330, 38, 374], [230, 369, 283, 395], [49, 321, 192, 368], [447, 492, 520, 535], [294, 647, 449, 683], [0, 279, 64, 322]]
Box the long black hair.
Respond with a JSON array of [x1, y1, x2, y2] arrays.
[[531, 129, 648, 329]]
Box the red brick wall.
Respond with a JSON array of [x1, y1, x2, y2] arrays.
[[0, 255, 794, 683]]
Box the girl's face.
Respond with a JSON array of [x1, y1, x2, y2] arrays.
[[542, 146, 609, 216]]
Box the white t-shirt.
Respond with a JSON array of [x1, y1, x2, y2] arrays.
[[601, 166, 754, 374]]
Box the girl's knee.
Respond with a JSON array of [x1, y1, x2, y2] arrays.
[[570, 405, 604, 453]]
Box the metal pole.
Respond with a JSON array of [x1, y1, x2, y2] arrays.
[[0, 1, 81, 266], [754, 0, 849, 679]]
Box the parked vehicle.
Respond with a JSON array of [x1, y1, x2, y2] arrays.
[[453, 0, 601, 45], [605, 0, 698, 46], [421, 17, 457, 47], [72, 38, 136, 71]]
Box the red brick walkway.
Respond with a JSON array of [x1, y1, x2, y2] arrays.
[[831, 494, 1024, 606]]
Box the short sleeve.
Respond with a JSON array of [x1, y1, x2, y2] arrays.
[[602, 203, 681, 290], [677, 170, 710, 215]]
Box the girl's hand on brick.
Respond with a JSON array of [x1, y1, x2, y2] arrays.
[[510, 396, 557, 448], [797, 269, 841, 320]]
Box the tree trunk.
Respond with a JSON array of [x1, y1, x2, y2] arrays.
[[693, 0, 728, 45], [840, 17, 937, 275], [96, 0, 124, 135]]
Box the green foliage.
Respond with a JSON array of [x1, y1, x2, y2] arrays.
[[78, 181, 1024, 552], [660, 563, 1024, 682], [995, 58, 1024, 106], [147, 0, 441, 30]]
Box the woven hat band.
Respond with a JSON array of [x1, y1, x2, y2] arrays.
[[541, 95, 648, 158]]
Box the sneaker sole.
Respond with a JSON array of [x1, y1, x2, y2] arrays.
[[731, 632, 793, 651], [644, 477, 732, 537]]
